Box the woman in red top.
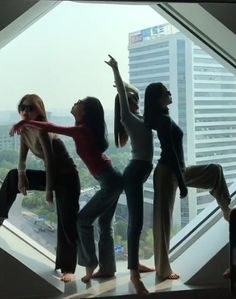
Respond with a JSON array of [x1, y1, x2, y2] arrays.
[[11, 96, 123, 283]]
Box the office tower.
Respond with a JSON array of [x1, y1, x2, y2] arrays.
[[128, 23, 236, 228]]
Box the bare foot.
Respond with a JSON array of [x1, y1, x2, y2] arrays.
[[61, 273, 76, 283], [81, 265, 97, 283], [166, 272, 180, 280], [131, 271, 149, 295], [91, 270, 115, 279], [139, 263, 155, 273], [223, 268, 230, 279]]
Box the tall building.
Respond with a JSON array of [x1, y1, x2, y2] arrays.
[[128, 23, 236, 228]]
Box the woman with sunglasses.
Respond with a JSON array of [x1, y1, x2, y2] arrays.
[[10, 95, 123, 283], [2, 94, 80, 282], [143, 82, 232, 280], [106, 55, 153, 295]]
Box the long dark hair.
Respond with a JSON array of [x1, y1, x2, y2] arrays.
[[81, 97, 108, 153], [144, 82, 168, 129], [18, 94, 48, 121], [114, 92, 139, 147]]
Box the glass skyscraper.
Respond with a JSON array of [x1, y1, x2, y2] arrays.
[[128, 23, 236, 229]]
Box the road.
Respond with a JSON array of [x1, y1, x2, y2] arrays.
[[7, 195, 57, 254]]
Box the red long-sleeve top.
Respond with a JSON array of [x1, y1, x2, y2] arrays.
[[24, 121, 112, 176]]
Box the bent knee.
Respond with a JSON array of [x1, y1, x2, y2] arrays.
[[6, 169, 18, 181], [8, 168, 18, 176]]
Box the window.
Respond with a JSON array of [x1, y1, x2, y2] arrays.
[[1, 2, 235, 268]]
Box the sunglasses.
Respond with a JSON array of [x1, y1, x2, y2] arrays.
[[20, 104, 35, 113]]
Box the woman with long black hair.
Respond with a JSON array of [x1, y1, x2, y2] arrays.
[[144, 82, 231, 280]]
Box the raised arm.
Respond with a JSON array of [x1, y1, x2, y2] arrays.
[[10, 120, 78, 138], [105, 55, 130, 121]]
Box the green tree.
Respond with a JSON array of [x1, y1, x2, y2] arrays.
[[114, 220, 127, 241], [171, 224, 181, 237], [22, 191, 57, 223], [142, 228, 154, 259], [0, 150, 18, 165], [0, 168, 10, 180]]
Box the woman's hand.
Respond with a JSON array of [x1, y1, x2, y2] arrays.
[[18, 172, 29, 196], [105, 54, 118, 69], [9, 120, 26, 136]]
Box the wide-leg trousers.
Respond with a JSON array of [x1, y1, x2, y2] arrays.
[[77, 166, 123, 273], [153, 163, 231, 278], [0, 168, 80, 273]]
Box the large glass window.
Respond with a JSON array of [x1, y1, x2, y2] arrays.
[[130, 67, 169, 76], [0, 1, 235, 266], [129, 42, 168, 53], [0, 2, 166, 263], [129, 59, 169, 69], [129, 50, 169, 61]]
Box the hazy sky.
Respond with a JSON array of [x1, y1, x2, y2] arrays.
[[0, 2, 166, 114]]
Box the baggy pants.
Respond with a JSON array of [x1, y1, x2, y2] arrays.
[[0, 168, 80, 273], [77, 166, 123, 273], [153, 163, 231, 278]]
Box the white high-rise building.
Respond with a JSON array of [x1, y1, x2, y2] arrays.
[[128, 23, 236, 228]]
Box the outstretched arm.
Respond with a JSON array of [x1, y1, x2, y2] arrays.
[[10, 120, 78, 138], [105, 54, 130, 121]]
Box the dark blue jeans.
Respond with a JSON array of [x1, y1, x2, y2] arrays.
[[77, 166, 123, 273], [123, 160, 152, 270]]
